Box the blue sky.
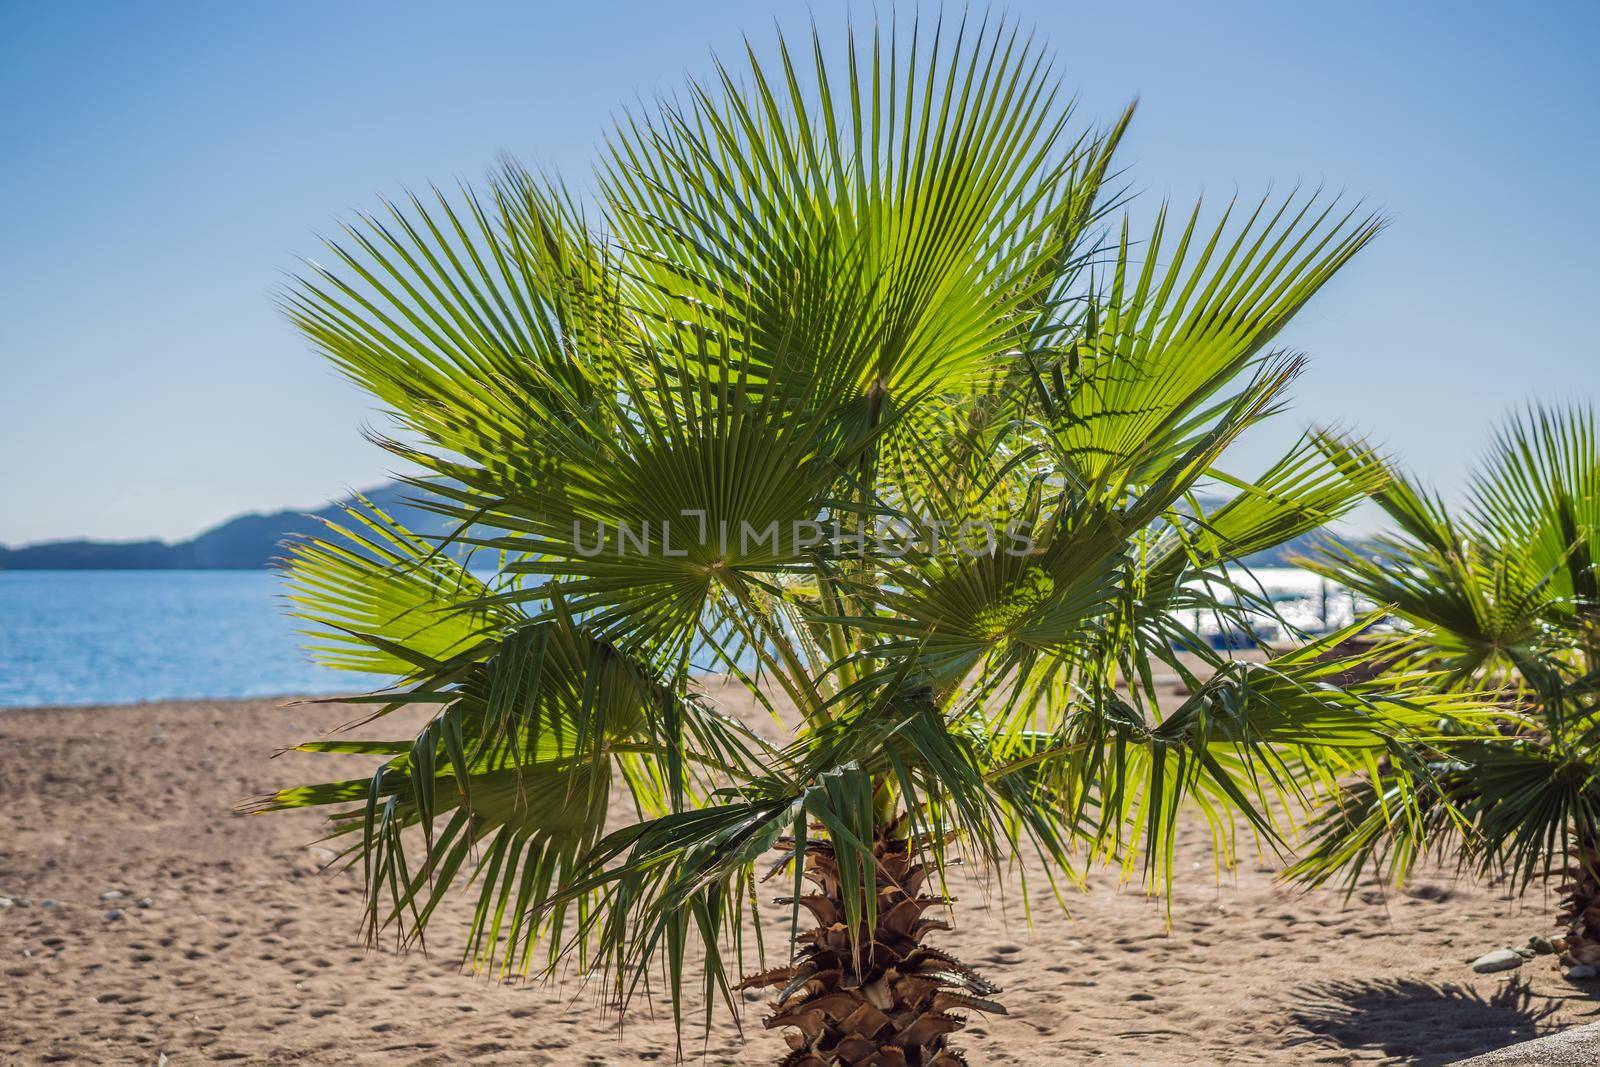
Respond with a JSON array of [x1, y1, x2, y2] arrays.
[[1, 0, 1595, 544]]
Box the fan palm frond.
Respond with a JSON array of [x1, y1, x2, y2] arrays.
[[1294, 404, 1600, 969], [251, 14, 1461, 1058]]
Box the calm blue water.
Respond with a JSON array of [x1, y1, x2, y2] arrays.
[[0, 567, 1339, 708], [0, 571, 351, 707]]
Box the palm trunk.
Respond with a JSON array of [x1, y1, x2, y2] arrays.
[[1559, 830, 1600, 967], [741, 828, 1005, 1066]]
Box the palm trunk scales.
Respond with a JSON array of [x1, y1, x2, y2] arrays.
[[741, 829, 1005, 1066], [1559, 832, 1600, 967]]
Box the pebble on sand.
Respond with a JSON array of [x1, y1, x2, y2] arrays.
[[104, 909, 125, 922], [1566, 964, 1598, 980], [101, 890, 124, 901], [1471, 949, 1525, 973]]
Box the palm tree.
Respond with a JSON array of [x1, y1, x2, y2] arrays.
[[246, 16, 1473, 1064], [1292, 407, 1600, 969]]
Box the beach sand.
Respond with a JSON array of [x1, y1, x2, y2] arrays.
[[4, 687, 1599, 1066]]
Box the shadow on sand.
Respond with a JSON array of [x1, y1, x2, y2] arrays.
[[1283, 977, 1585, 1065]]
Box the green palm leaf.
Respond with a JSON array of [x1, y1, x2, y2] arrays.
[[250, 14, 1464, 1053]]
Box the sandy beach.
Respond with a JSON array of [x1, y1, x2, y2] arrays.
[[4, 688, 1599, 1066]]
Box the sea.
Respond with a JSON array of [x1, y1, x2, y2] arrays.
[[0, 567, 1343, 708], [0, 570, 348, 707]]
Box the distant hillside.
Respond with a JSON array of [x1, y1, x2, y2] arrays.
[[0, 485, 1363, 570], [0, 483, 452, 570], [1237, 531, 1355, 568]]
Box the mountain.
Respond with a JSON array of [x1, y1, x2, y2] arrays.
[[0, 485, 1365, 570], [1234, 531, 1354, 568], [0, 483, 452, 570]]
